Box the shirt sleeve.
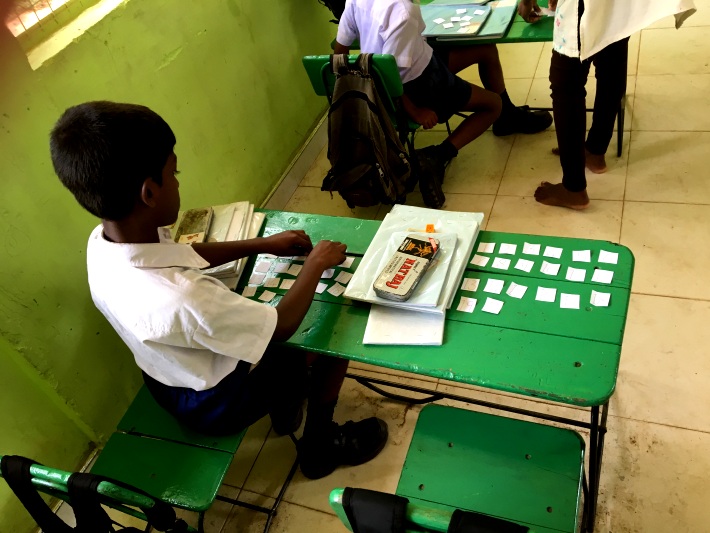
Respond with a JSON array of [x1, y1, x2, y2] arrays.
[[188, 276, 278, 364], [380, 4, 420, 69], [336, 0, 358, 46]]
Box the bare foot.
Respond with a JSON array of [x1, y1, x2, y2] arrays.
[[534, 182, 590, 210], [551, 147, 608, 174]]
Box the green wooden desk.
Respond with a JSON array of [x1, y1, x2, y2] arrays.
[[240, 210, 634, 532]]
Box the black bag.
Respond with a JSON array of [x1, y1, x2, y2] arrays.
[[318, 0, 346, 22], [0, 455, 188, 533], [322, 54, 411, 209]]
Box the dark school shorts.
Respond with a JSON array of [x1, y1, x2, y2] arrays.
[[403, 50, 472, 123]]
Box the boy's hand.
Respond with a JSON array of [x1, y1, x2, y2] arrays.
[[306, 240, 347, 270], [412, 108, 438, 130], [262, 230, 313, 256], [518, 0, 541, 23]]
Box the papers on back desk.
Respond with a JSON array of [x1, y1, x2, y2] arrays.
[[364, 305, 445, 345]]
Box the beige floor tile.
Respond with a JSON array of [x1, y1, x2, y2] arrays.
[[620, 201, 710, 299], [596, 416, 710, 532], [174, 486, 238, 533], [527, 76, 635, 133], [458, 43, 543, 82], [487, 196, 623, 242], [626, 131, 710, 204], [223, 416, 272, 488], [499, 131, 628, 201], [414, 130, 514, 195], [375, 193, 496, 225], [613, 294, 710, 432], [244, 375, 427, 513], [223, 491, 343, 532], [300, 143, 329, 187], [284, 186, 380, 219], [638, 27, 710, 76], [646, 3, 710, 29], [633, 74, 710, 131]]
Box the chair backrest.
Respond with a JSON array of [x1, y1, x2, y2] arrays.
[[329, 488, 536, 533], [0, 454, 193, 531]]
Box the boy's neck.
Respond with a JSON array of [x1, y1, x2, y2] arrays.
[[102, 218, 161, 244]]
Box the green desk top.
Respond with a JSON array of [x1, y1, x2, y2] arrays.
[[245, 210, 634, 407]]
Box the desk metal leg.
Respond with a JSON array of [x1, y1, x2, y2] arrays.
[[585, 402, 608, 532], [616, 96, 626, 157]]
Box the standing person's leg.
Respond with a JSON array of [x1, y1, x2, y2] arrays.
[[534, 50, 591, 209], [585, 37, 630, 173], [446, 44, 553, 137]]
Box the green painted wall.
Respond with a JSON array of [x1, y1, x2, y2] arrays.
[[0, 1, 335, 530]]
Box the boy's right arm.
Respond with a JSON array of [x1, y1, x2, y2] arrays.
[[272, 240, 347, 342], [518, 0, 542, 23]]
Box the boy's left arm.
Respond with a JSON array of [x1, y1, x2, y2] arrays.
[[191, 230, 313, 267]]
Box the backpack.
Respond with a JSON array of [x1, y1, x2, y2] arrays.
[[322, 53, 411, 209]]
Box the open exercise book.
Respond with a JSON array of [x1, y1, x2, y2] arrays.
[[424, 0, 518, 41], [168, 201, 265, 290]]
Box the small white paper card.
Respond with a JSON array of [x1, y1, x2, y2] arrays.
[[506, 282, 527, 299], [573, 250, 591, 263], [514, 258, 534, 273], [273, 262, 290, 273], [543, 246, 563, 259], [459, 21, 470, 27], [457, 296, 476, 313], [248, 272, 265, 285], [461, 15, 472, 21], [280, 279, 295, 290], [483, 278, 504, 294], [482, 297, 504, 315], [315, 282, 328, 294], [327, 283, 346, 297], [499, 243, 517, 255], [259, 290, 276, 302], [242, 286, 256, 298], [523, 242, 540, 255], [591, 290, 611, 307], [536, 287, 557, 302], [456, 8, 467, 14], [565, 267, 586, 282], [598, 250, 619, 264], [492, 257, 511, 270], [286, 264, 302, 277], [541, 261, 561, 276], [443, 22, 454, 28], [592, 269, 614, 284], [264, 277, 280, 288], [339, 256, 355, 269], [560, 293, 580, 309], [254, 261, 271, 273], [433, 17, 446, 24], [461, 278, 480, 292], [335, 271, 353, 284], [450, 16, 461, 22], [321, 268, 335, 279], [474, 8, 486, 15], [470, 254, 490, 267], [477, 242, 495, 253]]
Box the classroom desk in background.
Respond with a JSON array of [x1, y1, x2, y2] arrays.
[[238, 209, 635, 532]]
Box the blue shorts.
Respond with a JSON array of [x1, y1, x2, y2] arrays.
[[403, 51, 472, 123]]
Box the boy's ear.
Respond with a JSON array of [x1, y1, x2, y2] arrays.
[[140, 178, 159, 208]]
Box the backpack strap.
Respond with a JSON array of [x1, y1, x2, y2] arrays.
[[341, 487, 408, 533], [331, 53, 351, 76], [0, 455, 74, 533], [355, 53, 373, 77], [447, 509, 529, 533]]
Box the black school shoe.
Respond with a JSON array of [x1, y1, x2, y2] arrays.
[[492, 105, 553, 136], [415, 146, 448, 209], [271, 404, 304, 436], [298, 417, 389, 480]]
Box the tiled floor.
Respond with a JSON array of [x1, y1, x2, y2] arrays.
[[134, 10, 710, 533]]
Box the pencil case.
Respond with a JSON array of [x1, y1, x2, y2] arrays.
[[373, 234, 440, 301]]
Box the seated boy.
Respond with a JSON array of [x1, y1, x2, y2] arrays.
[[50, 101, 388, 480], [334, 0, 553, 208]]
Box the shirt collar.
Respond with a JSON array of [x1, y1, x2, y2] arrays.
[[90, 225, 210, 269]]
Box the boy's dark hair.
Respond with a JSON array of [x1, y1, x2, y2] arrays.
[[318, 0, 345, 22], [50, 101, 176, 221]]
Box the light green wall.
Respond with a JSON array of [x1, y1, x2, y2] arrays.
[[0, 1, 335, 530]]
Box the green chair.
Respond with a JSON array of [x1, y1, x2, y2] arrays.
[[331, 404, 585, 533], [92, 385, 298, 533], [0, 453, 197, 531], [302, 54, 421, 162]]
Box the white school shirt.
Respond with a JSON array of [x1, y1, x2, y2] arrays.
[[337, 0, 433, 83], [553, 0, 696, 60], [87, 225, 277, 391]]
